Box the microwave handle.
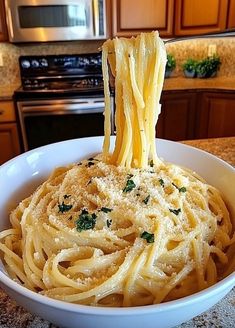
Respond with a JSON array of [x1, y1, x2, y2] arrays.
[[5, 3, 14, 40], [92, 0, 99, 37]]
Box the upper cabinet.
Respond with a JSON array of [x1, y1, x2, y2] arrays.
[[228, 0, 235, 28], [0, 0, 8, 41], [111, 0, 232, 38], [111, 0, 174, 37], [175, 0, 228, 35]]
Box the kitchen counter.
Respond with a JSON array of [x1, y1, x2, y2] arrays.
[[0, 84, 20, 100], [163, 76, 235, 92], [0, 136, 235, 328], [1, 76, 235, 101]]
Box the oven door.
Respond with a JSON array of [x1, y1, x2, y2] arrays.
[[17, 97, 113, 151], [5, 0, 106, 42]]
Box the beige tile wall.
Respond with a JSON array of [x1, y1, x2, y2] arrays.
[[0, 37, 235, 88]]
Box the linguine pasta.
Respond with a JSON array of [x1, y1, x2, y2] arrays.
[[0, 31, 234, 307]]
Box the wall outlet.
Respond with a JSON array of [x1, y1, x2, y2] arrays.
[[0, 54, 3, 67], [208, 44, 217, 57]]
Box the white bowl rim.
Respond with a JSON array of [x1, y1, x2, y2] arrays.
[[0, 136, 235, 316]]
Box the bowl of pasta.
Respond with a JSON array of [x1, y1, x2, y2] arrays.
[[0, 136, 235, 328], [0, 31, 235, 328]]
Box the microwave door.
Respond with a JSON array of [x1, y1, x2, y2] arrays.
[[5, 0, 104, 42]]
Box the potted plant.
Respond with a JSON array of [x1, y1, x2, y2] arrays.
[[182, 58, 198, 78], [165, 54, 176, 78], [196, 55, 221, 78]]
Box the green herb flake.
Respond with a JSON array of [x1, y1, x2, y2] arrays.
[[87, 161, 95, 167], [127, 173, 134, 179], [123, 179, 136, 193], [150, 160, 154, 167], [172, 183, 187, 193], [159, 178, 165, 187], [75, 210, 97, 232], [58, 202, 72, 213], [101, 207, 113, 213], [169, 208, 181, 215], [63, 194, 71, 199], [140, 231, 154, 243], [106, 219, 112, 228], [143, 195, 150, 205]]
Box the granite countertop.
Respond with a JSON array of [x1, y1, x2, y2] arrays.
[[1, 76, 235, 101], [0, 136, 235, 328], [0, 84, 20, 100], [163, 76, 235, 92]]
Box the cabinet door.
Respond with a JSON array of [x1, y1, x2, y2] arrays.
[[175, 0, 228, 35], [0, 0, 8, 41], [228, 0, 235, 28], [0, 123, 21, 165], [196, 92, 235, 138], [156, 92, 197, 141], [112, 0, 174, 37]]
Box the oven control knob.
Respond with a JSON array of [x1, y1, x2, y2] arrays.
[[40, 58, 48, 67], [31, 60, 39, 68], [21, 60, 30, 69]]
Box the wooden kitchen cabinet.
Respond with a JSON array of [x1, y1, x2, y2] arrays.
[[196, 92, 235, 139], [228, 0, 235, 28], [0, 101, 20, 165], [111, 0, 174, 37], [156, 91, 197, 141], [174, 0, 229, 35], [0, 0, 8, 41]]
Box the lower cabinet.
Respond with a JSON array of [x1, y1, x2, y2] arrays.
[[196, 92, 235, 138], [157, 91, 197, 141], [156, 90, 235, 141], [0, 101, 21, 165]]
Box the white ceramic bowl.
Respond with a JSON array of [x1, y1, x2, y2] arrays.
[[0, 136, 235, 328]]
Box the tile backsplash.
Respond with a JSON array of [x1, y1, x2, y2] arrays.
[[0, 37, 235, 88]]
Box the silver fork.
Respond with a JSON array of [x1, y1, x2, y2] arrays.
[[164, 28, 235, 44]]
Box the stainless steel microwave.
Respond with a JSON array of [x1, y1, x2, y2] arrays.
[[5, 0, 107, 42]]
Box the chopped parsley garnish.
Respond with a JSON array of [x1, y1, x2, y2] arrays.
[[143, 195, 150, 204], [150, 159, 154, 167], [63, 194, 71, 199], [159, 178, 165, 187], [88, 157, 94, 161], [101, 207, 113, 213], [140, 231, 154, 243], [127, 173, 134, 179], [58, 202, 72, 213], [106, 219, 112, 228], [123, 179, 136, 193], [87, 161, 95, 167], [75, 210, 97, 232], [172, 183, 187, 193], [169, 208, 181, 215]]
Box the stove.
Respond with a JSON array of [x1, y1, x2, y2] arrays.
[[15, 53, 105, 98], [14, 53, 114, 151]]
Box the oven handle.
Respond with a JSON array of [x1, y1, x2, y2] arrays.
[[21, 102, 105, 114]]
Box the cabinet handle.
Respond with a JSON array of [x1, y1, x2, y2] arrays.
[[0, 110, 4, 115]]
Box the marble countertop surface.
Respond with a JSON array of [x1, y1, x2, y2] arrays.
[[0, 136, 234, 328]]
